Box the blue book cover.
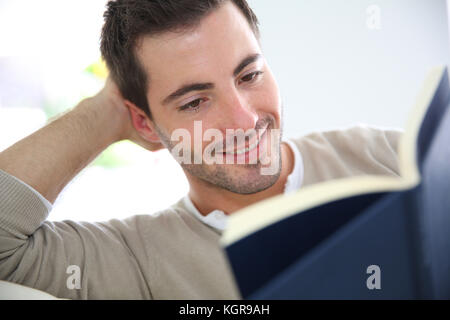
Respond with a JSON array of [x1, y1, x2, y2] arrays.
[[221, 66, 450, 299]]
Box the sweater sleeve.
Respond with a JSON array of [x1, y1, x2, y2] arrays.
[[0, 169, 152, 299], [0, 169, 50, 238]]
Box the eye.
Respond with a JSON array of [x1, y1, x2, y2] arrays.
[[240, 71, 264, 84], [178, 98, 204, 112]]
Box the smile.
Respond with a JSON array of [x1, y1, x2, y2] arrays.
[[224, 127, 268, 155]]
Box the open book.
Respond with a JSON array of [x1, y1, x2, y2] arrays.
[[221, 66, 450, 299]]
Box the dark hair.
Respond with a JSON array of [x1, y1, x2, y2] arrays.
[[100, 0, 260, 119]]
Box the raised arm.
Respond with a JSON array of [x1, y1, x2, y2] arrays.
[[0, 79, 161, 299], [0, 78, 160, 204]]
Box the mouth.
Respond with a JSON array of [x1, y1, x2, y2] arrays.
[[223, 126, 268, 156]]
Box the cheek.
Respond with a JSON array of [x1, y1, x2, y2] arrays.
[[256, 76, 281, 114], [151, 105, 188, 136]]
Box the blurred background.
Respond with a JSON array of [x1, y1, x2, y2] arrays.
[[0, 0, 449, 222]]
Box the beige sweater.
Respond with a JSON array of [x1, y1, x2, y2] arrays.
[[0, 125, 402, 299]]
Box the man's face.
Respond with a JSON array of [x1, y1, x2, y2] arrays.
[[137, 1, 283, 194]]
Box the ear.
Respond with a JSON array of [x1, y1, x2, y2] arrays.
[[124, 100, 162, 144]]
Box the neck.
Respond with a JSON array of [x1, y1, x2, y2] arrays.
[[187, 142, 294, 216]]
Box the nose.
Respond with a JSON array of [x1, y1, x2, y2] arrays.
[[218, 87, 258, 133]]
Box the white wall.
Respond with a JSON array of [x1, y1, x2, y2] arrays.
[[248, 0, 450, 138]]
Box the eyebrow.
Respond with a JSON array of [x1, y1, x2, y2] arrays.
[[161, 53, 262, 106]]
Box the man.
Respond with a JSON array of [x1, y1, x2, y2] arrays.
[[0, 0, 401, 299]]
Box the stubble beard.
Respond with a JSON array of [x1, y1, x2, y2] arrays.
[[154, 117, 283, 195]]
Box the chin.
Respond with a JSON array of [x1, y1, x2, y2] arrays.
[[183, 155, 282, 195], [225, 172, 281, 195]]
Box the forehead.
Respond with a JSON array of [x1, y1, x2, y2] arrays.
[[135, 1, 261, 100]]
